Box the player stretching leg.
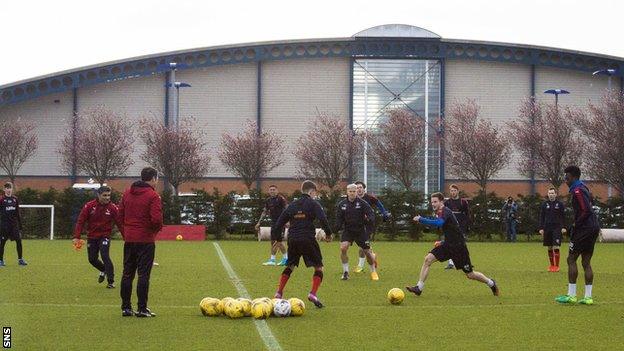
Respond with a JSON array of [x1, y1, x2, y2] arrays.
[[555, 166, 600, 305], [354, 181, 388, 273], [538, 187, 566, 272], [337, 184, 378, 281], [255, 185, 288, 266], [0, 182, 27, 266], [73, 186, 123, 288], [273, 181, 333, 308], [406, 192, 499, 297]]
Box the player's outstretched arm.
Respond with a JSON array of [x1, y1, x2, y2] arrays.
[[313, 202, 333, 241]]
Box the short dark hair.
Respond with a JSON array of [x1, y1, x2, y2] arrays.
[[548, 187, 557, 192], [97, 186, 111, 194], [301, 180, 317, 193], [268, 184, 277, 189], [354, 181, 366, 189], [564, 165, 581, 179], [449, 184, 459, 190], [141, 167, 158, 182], [3, 182, 12, 189], [431, 192, 445, 201]]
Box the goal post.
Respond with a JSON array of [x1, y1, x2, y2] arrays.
[[19, 204, 55, 240]]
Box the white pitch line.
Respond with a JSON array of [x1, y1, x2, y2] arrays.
[[213, 242, 282, 351]]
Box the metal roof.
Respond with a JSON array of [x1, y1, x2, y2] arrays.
[[1, 25, 622, 106]]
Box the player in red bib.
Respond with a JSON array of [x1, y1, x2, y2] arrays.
[[73, 186, 123, 288]]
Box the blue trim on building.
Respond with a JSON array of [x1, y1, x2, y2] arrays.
[[529, 64, 536, 195], [1, 38, 623, 106], [164, 72, 170, 126], [348, 56, 355, 182]]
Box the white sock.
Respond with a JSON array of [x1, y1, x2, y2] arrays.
[[585, 285, 592, 298], [448, 259, 454, 266], [358, 257, 366, 268], [417, 281, 425, 290], [282, 253, 288, 259], [369, 264, 376, 273], [568, 283, 577, 296], [99, 272, 105, 276], [485, 278, 495, 287], [270, 255, 276, 261], [342, 263, 349, 273]]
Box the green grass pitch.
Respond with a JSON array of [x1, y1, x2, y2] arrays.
[[1, 240, 623, 350]]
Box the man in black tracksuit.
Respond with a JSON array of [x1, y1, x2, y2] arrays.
[[443, 184, 471, 269], [337, 184, 377, 281], [272, 180, 333, 308], [538, 187, 566, 272]]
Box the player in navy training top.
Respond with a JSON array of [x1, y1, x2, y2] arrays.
[[255, 184, 288, 266], [555, 166, 600, 305], [538, 187, 566, 272], [353, 181, 389, 273], [272, 180, 333, 308], [406, 192, 499, 297], [0, 182, 27, 266]]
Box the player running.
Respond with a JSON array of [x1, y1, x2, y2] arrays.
[[443, 184, 471, 270], [337, 184, 378, 281], [0, 182, 27, 266], [272, 180, 333, 308], [555, 166, 600, 305], [255, 185, 288, 266], [538, 187, 566, 272], [406, 192, 499, 297], [73, 186, 123, 288], [353, 181, 388, 273]]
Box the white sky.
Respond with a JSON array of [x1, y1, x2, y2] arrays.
[[1, 0, 622, 86]]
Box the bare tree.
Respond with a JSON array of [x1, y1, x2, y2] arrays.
[[59, 107, 134, 185], [509, 99, 585, 189], [368, 108, 427, 191], [574, 91, 624, 194], [219, 121, 284, 190], [0, 118, 38, 186], [293, 112, 363, 190], [446, 99, 511, 195], [139, 116, 211, 195]]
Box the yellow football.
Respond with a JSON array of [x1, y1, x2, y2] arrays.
[[199, 297, 222, 316], [237, 298, 253, 317], [219, 297, 235, 315], [224, 299, 244, 319], [387, 288, 405, 305], [251, 301, 272, 319], [176, 234, 183, 241], [288, 297, 306, 316]]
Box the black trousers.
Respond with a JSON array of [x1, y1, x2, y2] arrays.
[[87, 238, 114, 283], [120, 242, 155, 311], [0, 237, 23, 260]]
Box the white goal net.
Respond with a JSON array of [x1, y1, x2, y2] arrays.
[[19, 205, 55, 240]]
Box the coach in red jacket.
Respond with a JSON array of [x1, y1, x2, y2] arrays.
[[118, 167, 163, 317], [73, 186, 122, 288]]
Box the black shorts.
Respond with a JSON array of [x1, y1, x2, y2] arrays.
[[270, 223, 285, 242], [430, 243, 473, 273], [340, 230, 371, 250], [569, 227, 599, 255], [543, 226, 562, 247], [0, 228, 21, 241], [287, 237, 323, 268]]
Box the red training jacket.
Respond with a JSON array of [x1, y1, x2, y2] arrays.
[[73, 199, 123, 239], [118, 181, 163, 243]]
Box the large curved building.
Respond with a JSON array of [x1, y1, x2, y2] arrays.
[[1, 24, 622, 197]]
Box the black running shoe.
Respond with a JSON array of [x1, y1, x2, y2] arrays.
[[406, 285, 423, 296], [341, 271, 349, 280], [122, 309, 134, 317], [136, 308, 156, 317], [490, 280, 500, 296], [98, 273, 105, 284], [307, 293, 324, 308]]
